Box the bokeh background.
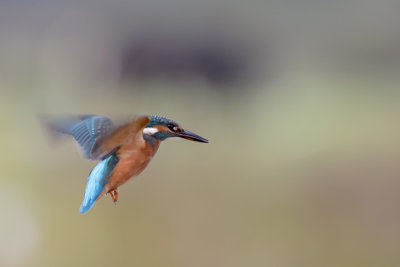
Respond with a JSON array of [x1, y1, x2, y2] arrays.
[[1, 1, 400, 266]]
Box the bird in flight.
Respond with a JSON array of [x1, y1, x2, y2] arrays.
[[47, 114, 208, 213]]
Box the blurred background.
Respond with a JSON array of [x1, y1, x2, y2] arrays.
[[1, 0, 400, 266]]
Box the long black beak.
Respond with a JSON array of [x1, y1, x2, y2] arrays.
[[177, 129, 209, 143]]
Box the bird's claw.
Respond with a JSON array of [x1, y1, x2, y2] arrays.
[[109, 189, 119, 203]]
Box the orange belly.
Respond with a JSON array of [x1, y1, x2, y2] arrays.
[[100, 140, 160, 197]]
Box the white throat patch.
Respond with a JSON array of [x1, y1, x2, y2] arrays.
[[143, 127, 159, 135]]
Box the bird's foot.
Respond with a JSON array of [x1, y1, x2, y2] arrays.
[[109, 189, 119, 204]]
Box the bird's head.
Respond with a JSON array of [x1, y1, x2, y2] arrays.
[[143, 115, 208, 143]]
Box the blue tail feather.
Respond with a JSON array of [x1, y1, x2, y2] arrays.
[[79, 154, 119, 213]]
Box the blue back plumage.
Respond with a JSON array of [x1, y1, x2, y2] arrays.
[[79, 153, 119, 213]]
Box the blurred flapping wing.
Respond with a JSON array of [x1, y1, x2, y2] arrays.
[[47, 115, 114, 160], [47, 115, 150, 160]]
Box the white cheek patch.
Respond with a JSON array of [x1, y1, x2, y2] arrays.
[[143, 127, 159, 135]]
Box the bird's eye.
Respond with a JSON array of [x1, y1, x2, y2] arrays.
[[168, 124, 181, 132], [167, 124, 176, 131]]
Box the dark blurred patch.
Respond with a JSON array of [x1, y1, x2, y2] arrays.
[[119, 31, 259, 87]]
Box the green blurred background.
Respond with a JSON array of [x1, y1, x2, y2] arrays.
[[1, 1, 400, 266]]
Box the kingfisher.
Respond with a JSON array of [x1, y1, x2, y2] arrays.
[[47, 114, 208, 213]]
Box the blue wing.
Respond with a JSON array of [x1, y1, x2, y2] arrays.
[[48, 115, 114, 160], [79, 153, 119, 214]]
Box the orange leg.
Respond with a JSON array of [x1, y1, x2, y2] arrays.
[[109, 189, 119, 203]]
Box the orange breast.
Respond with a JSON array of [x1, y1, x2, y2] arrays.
[[106, 140, 160, 190]]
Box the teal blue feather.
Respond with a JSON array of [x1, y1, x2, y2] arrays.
[[153, 131, 175, 140], [147, 115, 177, 127], [79, 153, 119, 213]]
